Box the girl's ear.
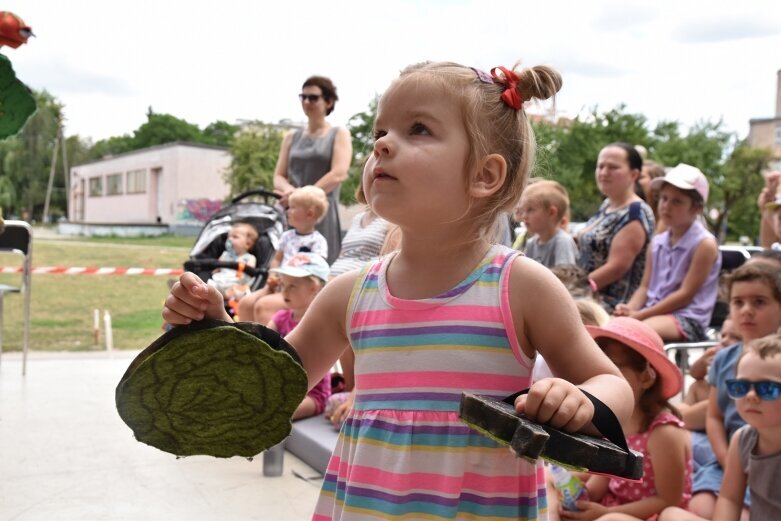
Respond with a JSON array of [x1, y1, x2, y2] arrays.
[[641, 365, 657, 390], [469, 154, 507, 199]]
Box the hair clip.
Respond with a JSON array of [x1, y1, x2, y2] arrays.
[[490, 66, 524, 110], [471, 67, 494, 85]]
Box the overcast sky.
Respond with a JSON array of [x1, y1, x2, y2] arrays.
[[4, 0, 781, 143]]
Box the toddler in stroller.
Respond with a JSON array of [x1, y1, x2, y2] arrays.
[[183, 188, 284, 314], [207, 222, 258, 301]]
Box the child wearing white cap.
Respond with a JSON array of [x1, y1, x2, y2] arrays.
[[266, 252, 332, 420], [614, 164, 721, 343]]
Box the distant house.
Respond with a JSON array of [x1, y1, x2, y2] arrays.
[[68, 142, 231, 228], [748, 69, 781, 171]]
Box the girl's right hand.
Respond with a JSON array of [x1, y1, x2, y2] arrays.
[[612, 304, 631, 317], [162, 272, 231, 325]]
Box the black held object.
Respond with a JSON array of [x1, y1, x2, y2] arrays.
[[459, 389, 643, 480]]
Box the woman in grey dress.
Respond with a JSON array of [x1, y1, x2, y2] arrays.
[[273, 75, 353, 264]]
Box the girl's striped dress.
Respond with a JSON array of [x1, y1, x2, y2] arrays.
[[312, 244, 548, 520]]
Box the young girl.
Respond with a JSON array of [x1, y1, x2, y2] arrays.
[[550, 317, 691, 521], [163, 60, 634, 520], [614, 164, 721, 343], [661, 334, 781, 520], [266, 252, 332, 420], [689, 262, 781, 519]]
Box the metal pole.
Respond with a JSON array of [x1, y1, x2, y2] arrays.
[[42, 130, 59, 224], [60, 125, 70, 219]]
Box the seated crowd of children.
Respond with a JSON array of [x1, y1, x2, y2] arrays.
[[512, 160, 781, 520], [199, 154, 781, 519]]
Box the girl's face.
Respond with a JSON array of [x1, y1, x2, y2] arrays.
[[729, 280, 781, 342], [657, 184, 699, 229], [279, 274, 321, 313], [366, 79, 472, 228], [601, 340, 653, 403], [595, 146, 639, 201], [734, 352, 781, 430], [719, 318, 742, 348]]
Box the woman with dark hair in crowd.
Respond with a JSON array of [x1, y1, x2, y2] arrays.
[[577, 142, 655, 312]]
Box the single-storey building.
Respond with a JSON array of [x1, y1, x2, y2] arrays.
[[67, 142, 231, 230]]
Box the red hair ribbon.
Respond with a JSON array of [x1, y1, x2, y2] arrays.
[[490, 66, 523, 110]]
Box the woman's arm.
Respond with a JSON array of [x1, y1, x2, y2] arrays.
[[705, 385, 729, 466], [588, 220, 647, 290], [285, 271, 357, 390], [712, 428, 748, 521], [758, 172, 780, 248], [313, 127, 353, 194], [615, 246, 653, 315], [272, 131, 297, 205], [631, 238, 718, 321], [510, 257, 633, 433]]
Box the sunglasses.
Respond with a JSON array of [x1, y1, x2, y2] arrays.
[[725, 379, 781, 401], [299, 94, 322, 103]]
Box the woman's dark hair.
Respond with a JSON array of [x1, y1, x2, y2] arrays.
[[605, 142, 643, 172], [302, 76, 339, 115]]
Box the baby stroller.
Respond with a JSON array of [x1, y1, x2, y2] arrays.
[[183, 187, 284, 295]]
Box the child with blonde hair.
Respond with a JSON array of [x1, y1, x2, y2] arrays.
[[163, 60, 633, 520], [661, 334, 781, 520], [517, 179, 578, 267], [238, 185, 329, 323]]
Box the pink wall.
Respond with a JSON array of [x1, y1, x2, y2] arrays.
[[69, 144, 231, 224]]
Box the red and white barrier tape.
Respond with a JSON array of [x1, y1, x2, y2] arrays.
[[0, 266, 184, 276]]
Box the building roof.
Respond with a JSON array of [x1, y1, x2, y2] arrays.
[[749, 116, 781, 125], [73, 141, 230, 168]]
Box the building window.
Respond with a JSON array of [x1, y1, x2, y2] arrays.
[[106, 173, 123, 195], [126, 169, 147, 194], [89, 177, 103, 197], [775, 124, 781, 146]]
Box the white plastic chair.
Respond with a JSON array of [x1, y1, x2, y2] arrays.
[[0, 220, 33, 375]]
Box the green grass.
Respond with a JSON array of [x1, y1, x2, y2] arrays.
[[0, 234, 192, 352]]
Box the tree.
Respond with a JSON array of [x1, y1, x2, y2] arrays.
[[202, 120, 239, 147], [708, 143, 773, 242], [340, 96, 379, 205], [224, 122, 283, 195], [0, 90, 63, 220], [132, 109, 203, 149]]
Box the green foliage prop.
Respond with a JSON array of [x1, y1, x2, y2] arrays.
[[116, 319, 308, 458], [0, 54, 36, 139]]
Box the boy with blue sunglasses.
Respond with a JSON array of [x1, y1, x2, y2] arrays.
[[686, 262, 781, 518], [661, 334, 781, 520]]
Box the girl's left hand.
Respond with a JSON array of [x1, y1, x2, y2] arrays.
[[514, 378, 595, 432], [559, 500, 608, 520]]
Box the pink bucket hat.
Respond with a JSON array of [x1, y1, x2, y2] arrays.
[[586, 317, 682, 399]]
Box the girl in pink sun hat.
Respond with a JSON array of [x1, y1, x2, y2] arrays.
[[551, 317, 692, 521]]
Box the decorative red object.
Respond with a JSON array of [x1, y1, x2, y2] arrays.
[[0, 11, 33, 49], [490, 66, 523, 110]]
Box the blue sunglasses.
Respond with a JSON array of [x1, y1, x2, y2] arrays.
[[725, 379, 781, 401]]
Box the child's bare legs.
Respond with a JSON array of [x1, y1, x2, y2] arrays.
[[252, 292, 286, 326], [642, 315, 684, 342], [659, 507, 703, 520], [678, 380, 711, 430], [688, 492, 717, 519], [292, 396, 318, 420]]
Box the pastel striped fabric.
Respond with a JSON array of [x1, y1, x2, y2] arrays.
[[313, 244, 548, 520]]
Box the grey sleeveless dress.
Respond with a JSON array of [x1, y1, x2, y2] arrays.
[[287, 127, 342, 264]]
